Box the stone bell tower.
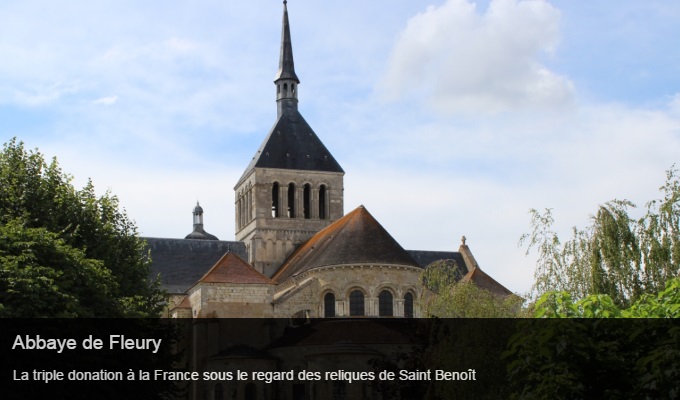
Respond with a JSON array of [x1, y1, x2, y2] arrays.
[[234, 1, 344, 277]]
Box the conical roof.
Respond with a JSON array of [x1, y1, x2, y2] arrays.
[[197, 252, 275, 285], [272, 205, 419, 282]]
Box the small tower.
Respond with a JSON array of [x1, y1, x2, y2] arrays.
[[234, 1, 344, 277], [185, 202, 219, 240]]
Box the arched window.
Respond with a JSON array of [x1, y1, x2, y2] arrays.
[[404, 292, 414, 318], [303, 184, 311, 219], [324, 292, 335, 318], [245, 383, 256, 400], [283, 83, 288, 94], [349, 290, 365, 316], [291, 83, 296, 94], [287, 183, 296, 218], [272, 182, 280, 217], [379, 290, 393, 317], [319, 185, 327, 220], [214, 383, 223, 400], [237, 197, 242, 228]]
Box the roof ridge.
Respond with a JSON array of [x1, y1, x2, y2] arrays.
[[271, 205, 418, 282], [197, 251, 275, 286]]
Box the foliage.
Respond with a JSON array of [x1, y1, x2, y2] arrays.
[[531, 277, 680, 319], [421, 260, 523, 318], [0, 138, 163, 317], [521, 167, 680, 307], [505, 280, 680, 398]]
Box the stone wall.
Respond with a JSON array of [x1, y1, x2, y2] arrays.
[[188, 283, 276, 318], [275, 264, 424, 318], [234, 167, 344, 277]]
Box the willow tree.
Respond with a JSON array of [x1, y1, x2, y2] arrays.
[[521, 167, 680, 307]]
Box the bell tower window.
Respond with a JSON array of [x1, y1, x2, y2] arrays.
[[319, 185, 327, 220], [287, 183, 296, 218], [303, 184, 311, 219], [272, 182, 280, 217]]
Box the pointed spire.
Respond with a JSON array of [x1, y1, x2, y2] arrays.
[[274, 0, 300, 117], [275, 0, 299, 83]]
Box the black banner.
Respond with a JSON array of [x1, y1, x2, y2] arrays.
[[2, 318, 679, 399]]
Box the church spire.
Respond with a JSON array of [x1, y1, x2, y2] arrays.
[[274, 0, 300, 117]]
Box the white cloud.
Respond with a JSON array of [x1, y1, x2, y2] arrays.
[[92, 95, 118, 106], [669, 92, 680, 115], [380, 0, 574, 114]]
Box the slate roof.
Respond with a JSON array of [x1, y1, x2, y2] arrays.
[[144, 237, 246, 294], [185, 226, 219, 241], [197, 252, 275, 285], [407, 250, 467, 273], [237, 110, 344, 185], [274, 1, 299, 83], [271, 205, 420, 282]]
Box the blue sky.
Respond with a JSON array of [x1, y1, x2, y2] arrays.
[[2, 0, 680, 295]]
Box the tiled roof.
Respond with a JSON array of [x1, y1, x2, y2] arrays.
[[407, 250, 467, 275], [236, 110, 343, 185], [173, 296, 191, 309], [461, 267, 514, 297], [197, 252, 275, 285], [185, 226, 219, 240], [144, 237, 247, 294], [272, 205, 419, 282]]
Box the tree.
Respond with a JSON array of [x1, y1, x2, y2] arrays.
[[420, 260, 522, 318], [520, 167, 680, 307], [0, 138, 163, 317], [505, 280, 680, 399]]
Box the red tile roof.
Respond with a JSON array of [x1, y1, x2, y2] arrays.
[[272, 205, 419, 282], [198, 252, 275, 285], [461, 267, 513, 297]]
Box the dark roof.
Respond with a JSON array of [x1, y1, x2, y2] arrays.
[[197, 252, 275, 285], [144, 237, 246, 294], [407, 250, 467, 273], [272, 205, 419, 282], [185, 226, 219, 241], [274, 1, 299, 83], [237, 110, 344, 185]]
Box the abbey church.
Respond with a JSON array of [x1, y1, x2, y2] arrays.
[[146, 2, 512, 319]]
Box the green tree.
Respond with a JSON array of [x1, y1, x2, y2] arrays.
[[0, 138, 163, 317], [521, 167, 680, 307], [505, 280, 680, 399], [421, 260, 522, 318]]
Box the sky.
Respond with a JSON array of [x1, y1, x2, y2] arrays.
[[1, 0, 680, 296]]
